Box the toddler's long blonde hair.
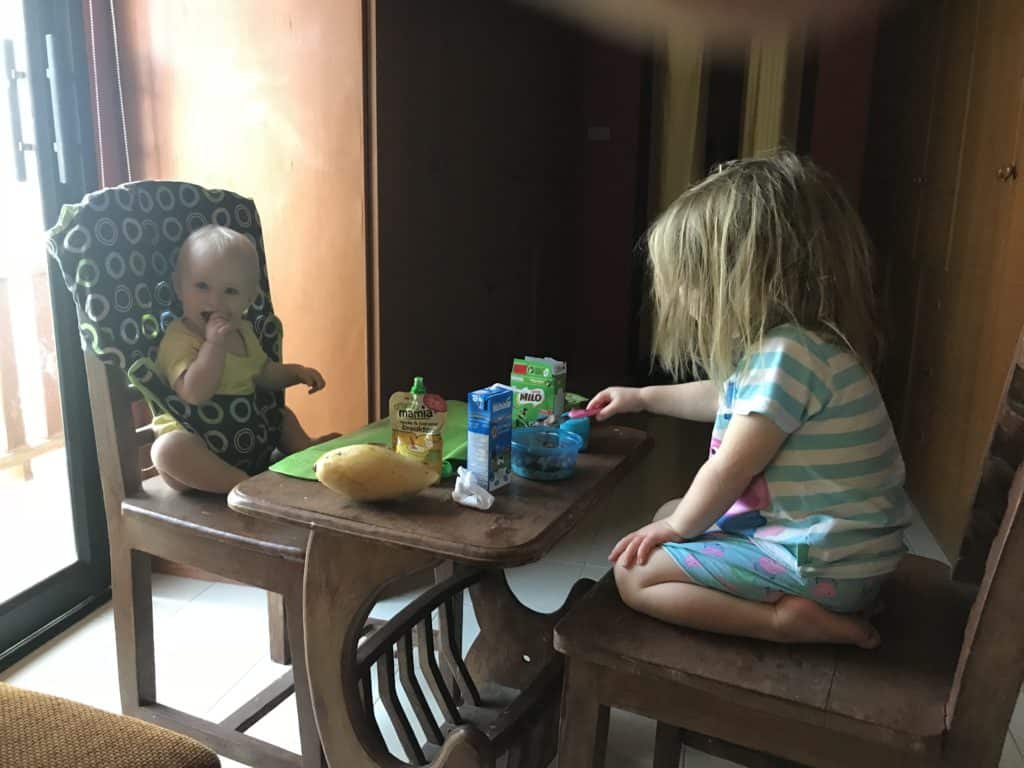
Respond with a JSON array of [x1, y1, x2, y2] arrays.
[[648, 151, 881, 386]]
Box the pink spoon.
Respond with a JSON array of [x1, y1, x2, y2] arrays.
[[563, 406, 602, 420]]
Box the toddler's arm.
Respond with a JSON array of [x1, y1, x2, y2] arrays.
[[254, 361, 326, 394], [589, 380, 719, 423], [611, 412, 786, 567], [173, 315, 232, 405]]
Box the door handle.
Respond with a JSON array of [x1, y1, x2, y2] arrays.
[[996, 164, 1017, 182], [3, 38, 33, 182], [43, 33, 69, 184]]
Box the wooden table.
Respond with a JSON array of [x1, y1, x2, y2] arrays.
[[228, 423, 651, 768]]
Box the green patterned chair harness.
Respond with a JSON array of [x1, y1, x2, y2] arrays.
[[47, 181, 284, 475]]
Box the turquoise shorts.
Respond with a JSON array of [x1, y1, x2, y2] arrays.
[[662, 532, 886, 614]]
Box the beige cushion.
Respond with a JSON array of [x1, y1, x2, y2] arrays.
[[0, 682, 219, 768]]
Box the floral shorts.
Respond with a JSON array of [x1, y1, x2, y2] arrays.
[[662, 532, 886, 614]]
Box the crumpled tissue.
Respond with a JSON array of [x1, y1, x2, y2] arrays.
[[451, 467, 494, 510]]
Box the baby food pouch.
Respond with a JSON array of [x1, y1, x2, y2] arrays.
[[389, 376, 446, 480]]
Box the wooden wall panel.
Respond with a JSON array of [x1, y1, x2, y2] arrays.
[[371, 0, 648, 408], [943, 0, 1024, 552], [807, 14, 878, 204], [886, 0, 979, 555], [115, 1, 367, 435], [865, 0, 1024, 556], [371, 0, 583, 409]]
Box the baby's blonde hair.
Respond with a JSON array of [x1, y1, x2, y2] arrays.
[[648, 150, 881, 386], [175, 224, 260, 292]]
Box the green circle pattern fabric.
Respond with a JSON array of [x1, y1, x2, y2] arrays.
[[46, 181, 283, 475]]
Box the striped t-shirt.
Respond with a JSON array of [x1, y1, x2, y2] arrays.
[[710, 325, 911, 579]]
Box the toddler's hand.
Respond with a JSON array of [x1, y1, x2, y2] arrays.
[[204, 313, 234, 345], [588, 386, 644, 421], [297, 366, 326, 394], [609, 519, 683, 568]]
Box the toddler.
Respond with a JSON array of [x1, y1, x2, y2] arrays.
[[591, 152, 911, 648], [151, 224, 325, 493]]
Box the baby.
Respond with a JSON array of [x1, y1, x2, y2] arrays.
[[150, 224, 325, 493]]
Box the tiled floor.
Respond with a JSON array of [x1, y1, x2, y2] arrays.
[[0, 449, 77, 603], [3, 501, 1022, 768]]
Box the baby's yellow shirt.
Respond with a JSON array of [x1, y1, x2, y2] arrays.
[[152, 319, 268, 434]]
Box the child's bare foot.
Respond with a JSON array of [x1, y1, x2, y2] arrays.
[[772, 595, 881, 649]]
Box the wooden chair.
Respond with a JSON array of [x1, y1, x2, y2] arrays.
[[324, 562, 588, 767], [86, 357, 322, 767], [47, 182, 323, 767], [554, 338, 1024, 768]]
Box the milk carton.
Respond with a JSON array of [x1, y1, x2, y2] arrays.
[[510, 356, 566, 427], [466, 384, 514, 492]]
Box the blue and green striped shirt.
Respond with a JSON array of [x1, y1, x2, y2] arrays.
[[711, 325, 911, 579]]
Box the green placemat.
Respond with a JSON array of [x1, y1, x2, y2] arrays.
[[270, 400, 468, 480]]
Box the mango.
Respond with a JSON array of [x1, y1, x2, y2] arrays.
[[314, 443, 439, 501]]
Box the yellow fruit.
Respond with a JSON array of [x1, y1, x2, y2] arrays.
[[314, 443, 439, 501]]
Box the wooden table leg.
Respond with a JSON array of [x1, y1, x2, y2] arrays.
[[302, 528, 438, 768], [465, 570, 594, 691]]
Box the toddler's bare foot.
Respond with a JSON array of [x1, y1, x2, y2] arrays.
[[772, 595, 881, 649]]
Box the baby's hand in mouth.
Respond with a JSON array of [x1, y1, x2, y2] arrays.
[[200, 311, 213, 323]]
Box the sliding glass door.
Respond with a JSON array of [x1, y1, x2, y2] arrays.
[[0, 0, 107, 669]]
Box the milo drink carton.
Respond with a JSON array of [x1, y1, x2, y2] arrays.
[[466, 383, 513, 492], [509, 356, 567, 427]]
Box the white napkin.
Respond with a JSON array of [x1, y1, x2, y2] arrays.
[[451, 467, 495, 510]]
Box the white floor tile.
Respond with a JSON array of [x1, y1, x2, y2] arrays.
[[1, 604, 122, 713], [370, 584, 429, 623], [545, 509, 606, 565], [374, 696, 419, 764], [462, 591, 481, 649], [581, 563, 612, 582], [241, 692, 302, 756], [1002, 730, 1023, 768], [151, 582, 272, 716], [904, 509, 949, 565], [1009, 692, 1024, 753], [151, 573, 215, 617], [205, 656, 290, 722], [684, 745, 746, 767], [605, 707, 659, 768], [504, 559, 584, 614]]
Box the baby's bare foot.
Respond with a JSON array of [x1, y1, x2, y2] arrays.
[[772, 595, 880, 649]]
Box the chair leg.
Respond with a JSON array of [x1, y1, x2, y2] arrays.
[[268, 591, 291, 664], [558, 659, 610, 768], [286, 586, 323, 768], [654, 722, 685, 768], [111, 546, 156, 713]]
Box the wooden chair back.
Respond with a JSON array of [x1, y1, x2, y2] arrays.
[[954, 341, 1024, 582], [944, 340, 1024, 765], [46, 181, 282, 510], [82, 354, 150, 534]]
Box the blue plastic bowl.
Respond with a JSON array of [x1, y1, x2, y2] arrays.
[[511, 427, 584, 481], [559, 416, 591, 451]]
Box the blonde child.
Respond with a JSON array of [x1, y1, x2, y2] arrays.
[[591, 151, 910, 649], [151, 225, 326, 494]]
